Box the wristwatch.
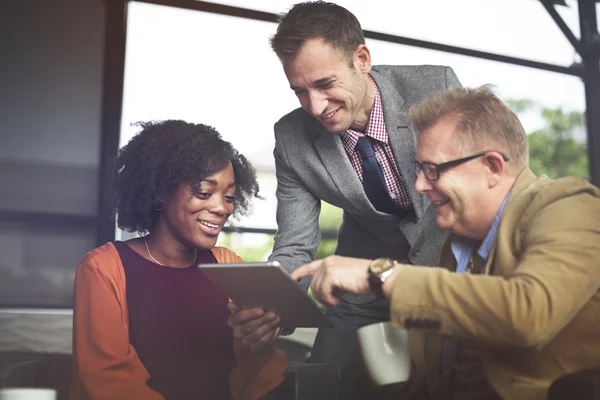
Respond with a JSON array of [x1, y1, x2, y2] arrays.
[[367, 258, 399, 295]]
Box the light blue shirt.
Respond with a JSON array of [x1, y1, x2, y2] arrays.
[[451, 192, 511, 274]]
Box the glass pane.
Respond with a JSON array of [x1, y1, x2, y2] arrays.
[[123, 1, 589, 243], [0, 0, 103, 310], [217, 232, 274, 262], [214, 0, 582, 66], [123, 2, 300, 231], [0, 0, 101, 217], [216, 201, 342, 261], [368, 39, 587, 179], [368, 39, 585, 116], [0, 222, 96, 307]]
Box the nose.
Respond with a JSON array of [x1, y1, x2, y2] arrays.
[[306, 90, 327, 117], [208, 195, 229, 216], [414, 169, 432, 194]]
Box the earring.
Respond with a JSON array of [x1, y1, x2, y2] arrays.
[[153, 200, 164, 211]]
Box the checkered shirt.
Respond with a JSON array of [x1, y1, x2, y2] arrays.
[[340, 76, 412, 209]]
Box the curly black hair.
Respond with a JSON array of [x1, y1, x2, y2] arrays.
[[114, 120, 261, 234]]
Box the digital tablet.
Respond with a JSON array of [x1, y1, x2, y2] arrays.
[[197, 261, 332, 328]]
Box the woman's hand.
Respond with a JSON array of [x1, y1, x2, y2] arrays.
[[227, 302, 281, 351]]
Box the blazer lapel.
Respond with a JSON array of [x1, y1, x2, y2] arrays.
[[369, 70, 427, 219], [485, 168, 538, 275], [312, 119, 374, 212]]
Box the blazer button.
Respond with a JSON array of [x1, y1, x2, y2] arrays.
[[408, 250, 419, 264]]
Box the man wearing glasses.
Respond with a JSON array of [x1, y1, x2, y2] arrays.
[[292, 85, 600, 399]]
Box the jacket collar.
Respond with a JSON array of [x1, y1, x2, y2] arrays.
[[440, 168, 538, 272]]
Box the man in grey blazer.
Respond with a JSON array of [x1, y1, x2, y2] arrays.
[[228, 2, 461, 399]]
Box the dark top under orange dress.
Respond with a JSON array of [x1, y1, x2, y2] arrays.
[[116, 241, 233, 400]]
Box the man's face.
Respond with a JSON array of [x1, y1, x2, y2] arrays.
[[415, 117, 493, 240], [283, 37, 372, 134]]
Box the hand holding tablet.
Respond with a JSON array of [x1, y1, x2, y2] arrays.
[[198, 261, 332, 328]]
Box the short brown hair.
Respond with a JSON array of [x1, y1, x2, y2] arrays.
[[270, 1, 365, 63], [409, 85, 529, 170]]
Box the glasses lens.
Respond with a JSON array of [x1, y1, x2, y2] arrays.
[[414, 162, 422, 176], [423, 164, 437, 180]]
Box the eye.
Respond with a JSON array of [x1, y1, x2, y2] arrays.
[[194, 191, 211, 200], [414, 163, 421, 176], [224, 195, 237, 204], [318, 81, 333, 89], [422, 163, 438, 178]]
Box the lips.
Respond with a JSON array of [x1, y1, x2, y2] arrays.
[[198, 219, 224, 235], [432, 199, 450, 206], [321, 108, 339, 122]]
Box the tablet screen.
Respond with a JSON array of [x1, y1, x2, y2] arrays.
[[198, 261, 332, 328]]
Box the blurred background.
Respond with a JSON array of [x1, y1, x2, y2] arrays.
[[0, 0, 597, 358]]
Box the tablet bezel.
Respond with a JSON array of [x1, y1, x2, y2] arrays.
[[197, 261, 332, 328]]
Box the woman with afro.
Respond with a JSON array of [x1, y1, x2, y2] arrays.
[[69, 120, 286, 400]]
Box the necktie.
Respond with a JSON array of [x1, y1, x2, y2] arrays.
[[355, 136, 397, 214]]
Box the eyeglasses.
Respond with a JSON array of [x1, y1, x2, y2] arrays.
[[415, 151, 510, 181]]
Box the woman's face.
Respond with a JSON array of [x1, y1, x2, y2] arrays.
[[158, 163, 236, 250]]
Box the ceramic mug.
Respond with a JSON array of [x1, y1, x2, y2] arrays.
[[0, 388, 56, 400], [357, 321, 411, 386]]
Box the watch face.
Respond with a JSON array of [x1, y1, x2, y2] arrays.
[[370, 258, 395, 275]]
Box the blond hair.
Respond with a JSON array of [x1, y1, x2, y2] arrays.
[[409, 85, 529, 170]]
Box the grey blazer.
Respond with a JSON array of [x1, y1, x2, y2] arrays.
[[269, 65, 462, 304]]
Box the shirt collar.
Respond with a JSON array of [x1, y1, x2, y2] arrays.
[[450, 191, 511, 273], [477, 191, 511, 260]]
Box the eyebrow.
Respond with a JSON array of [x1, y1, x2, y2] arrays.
[[314, 77, 334, 85], [201, 179, 236, 189], [290, 76, 335, 91]]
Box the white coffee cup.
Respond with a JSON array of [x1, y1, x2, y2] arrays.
[[0, 388, 56, 400], [357, 321, 411, 386]]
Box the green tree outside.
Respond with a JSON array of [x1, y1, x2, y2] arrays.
[[507, 100, 588, 180], [316, 201, 343, 259]]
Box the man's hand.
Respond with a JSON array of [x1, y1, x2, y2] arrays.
[[290, 255, 372, 307], [227, 302, 281, 351]]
